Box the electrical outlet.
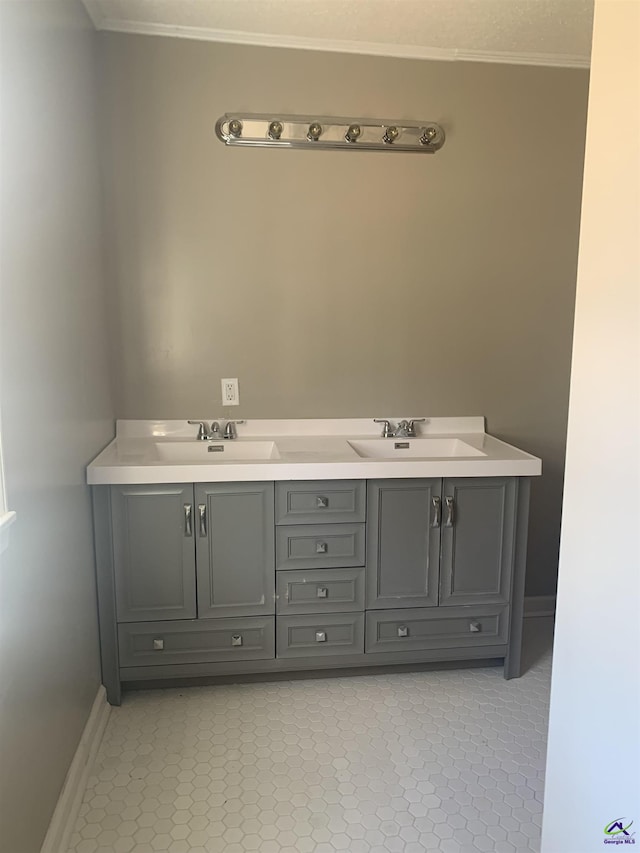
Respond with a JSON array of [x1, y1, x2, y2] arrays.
[[221, 378, 240, 406]]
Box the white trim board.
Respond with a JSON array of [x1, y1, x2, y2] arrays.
[[40, 687, 111, 853], [524, 595, 557, 618], [88, 18, 590, 69]]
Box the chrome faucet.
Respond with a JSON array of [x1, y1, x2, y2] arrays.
[[187, 420, 221, 440], [373, 418, 426, 438]]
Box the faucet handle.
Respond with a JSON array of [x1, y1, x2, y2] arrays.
[[188, 420, 210, 440], [408, 418, 426, 437], [374, 419, 394, 438], [210, 421, 221, 437], [223, 421, 238, 439]]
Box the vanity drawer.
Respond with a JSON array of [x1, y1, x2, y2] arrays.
[[275, 481, 365, 525], [118, 617, 275, 667], [276, 568, 365, 615], [365, 606, 508, 654], [276, 523, 365, 570], [277, 612, 364, 658]]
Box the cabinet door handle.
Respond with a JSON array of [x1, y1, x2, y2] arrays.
[[316, 496, 329, 508], [198, 504, 207, 537], [315, 542, 328, 554], [431, 496, 441, 528], [315, 631, 327, 643], [444, 496, 455, 527], [184, 504, 193, 537], [231, 634, 243, 646], [153, 638, 164, 650], [469, 621, 481, 633], [316, 587, 328, 599], [397, 626, 409, 638]]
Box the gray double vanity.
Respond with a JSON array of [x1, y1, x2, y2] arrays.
[[88, 417, 541, 704]]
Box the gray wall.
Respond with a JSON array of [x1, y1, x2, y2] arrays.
[[100, 34, 589, 597], [0, 3, 114, 851]]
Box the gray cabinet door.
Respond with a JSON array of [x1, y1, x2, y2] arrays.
[[439, 477, 516, 606], [195, 482, 275, 618], [366, 479, 441, 609], [111, 484, 197, 623]]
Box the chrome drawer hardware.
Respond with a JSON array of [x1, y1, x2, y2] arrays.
[[469, 622, 481, 633], [316, 587, 328, 599], [198, 504, 207, 537], [231, 634, 243, 647], [431, 496, 441, 528], [444, 496, 455, 527], [153, 639, 164, 650], [316, 496, 329, 508], [397, 626, 409, 638], [184, 504, 192, 537], [315, 631, 327, 643], [315, 542, 328, 554]]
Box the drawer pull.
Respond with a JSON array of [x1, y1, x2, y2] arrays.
[[184, 504, 193, 537], [397, 626, 409, 638], [431, 496, 441, 528], [315, 631, 327, 643], [315, 542, 328, 554], [153, 639, 164, 650], [316, 587, 328, 599], [444, 496, 455, 527], [469, 622, 481, 633], [198, 504, 207, 537], [316, 496, 329, 508], [231, 634, 243, 647]]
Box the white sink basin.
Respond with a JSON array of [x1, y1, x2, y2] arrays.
[[155, 440, 280, 462], [347, 438, 486, 459]]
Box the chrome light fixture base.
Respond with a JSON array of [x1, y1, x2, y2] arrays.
[[215, 114, 445, 153]]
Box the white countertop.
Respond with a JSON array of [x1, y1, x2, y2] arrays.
[[87, 417, 542, 485]]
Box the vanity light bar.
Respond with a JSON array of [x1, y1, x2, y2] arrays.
[[215, 114, 445, 153]]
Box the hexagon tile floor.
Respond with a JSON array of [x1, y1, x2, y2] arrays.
[[68, 618, 554, 853]]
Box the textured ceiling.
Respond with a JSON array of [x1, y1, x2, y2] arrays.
[[83, 0, 594, 67]]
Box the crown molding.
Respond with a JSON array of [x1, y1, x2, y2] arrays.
[[89, 17, 591, 69]]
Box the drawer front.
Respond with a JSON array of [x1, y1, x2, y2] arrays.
[[365, 606, 508, 654], [277, 612, 364, 658], [276, 568, 365, 615], [276, 481, 365, 525], [118, 617, 275, 667], [276, 524, 365, 570]]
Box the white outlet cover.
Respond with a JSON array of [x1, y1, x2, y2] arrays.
[[221, 378, 240, 406]]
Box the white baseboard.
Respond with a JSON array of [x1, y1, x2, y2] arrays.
[[524, 594, 557, 618], [40, 685, 111, 853]]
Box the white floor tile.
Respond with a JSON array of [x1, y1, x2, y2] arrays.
[[68, 617, 553, 853]]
